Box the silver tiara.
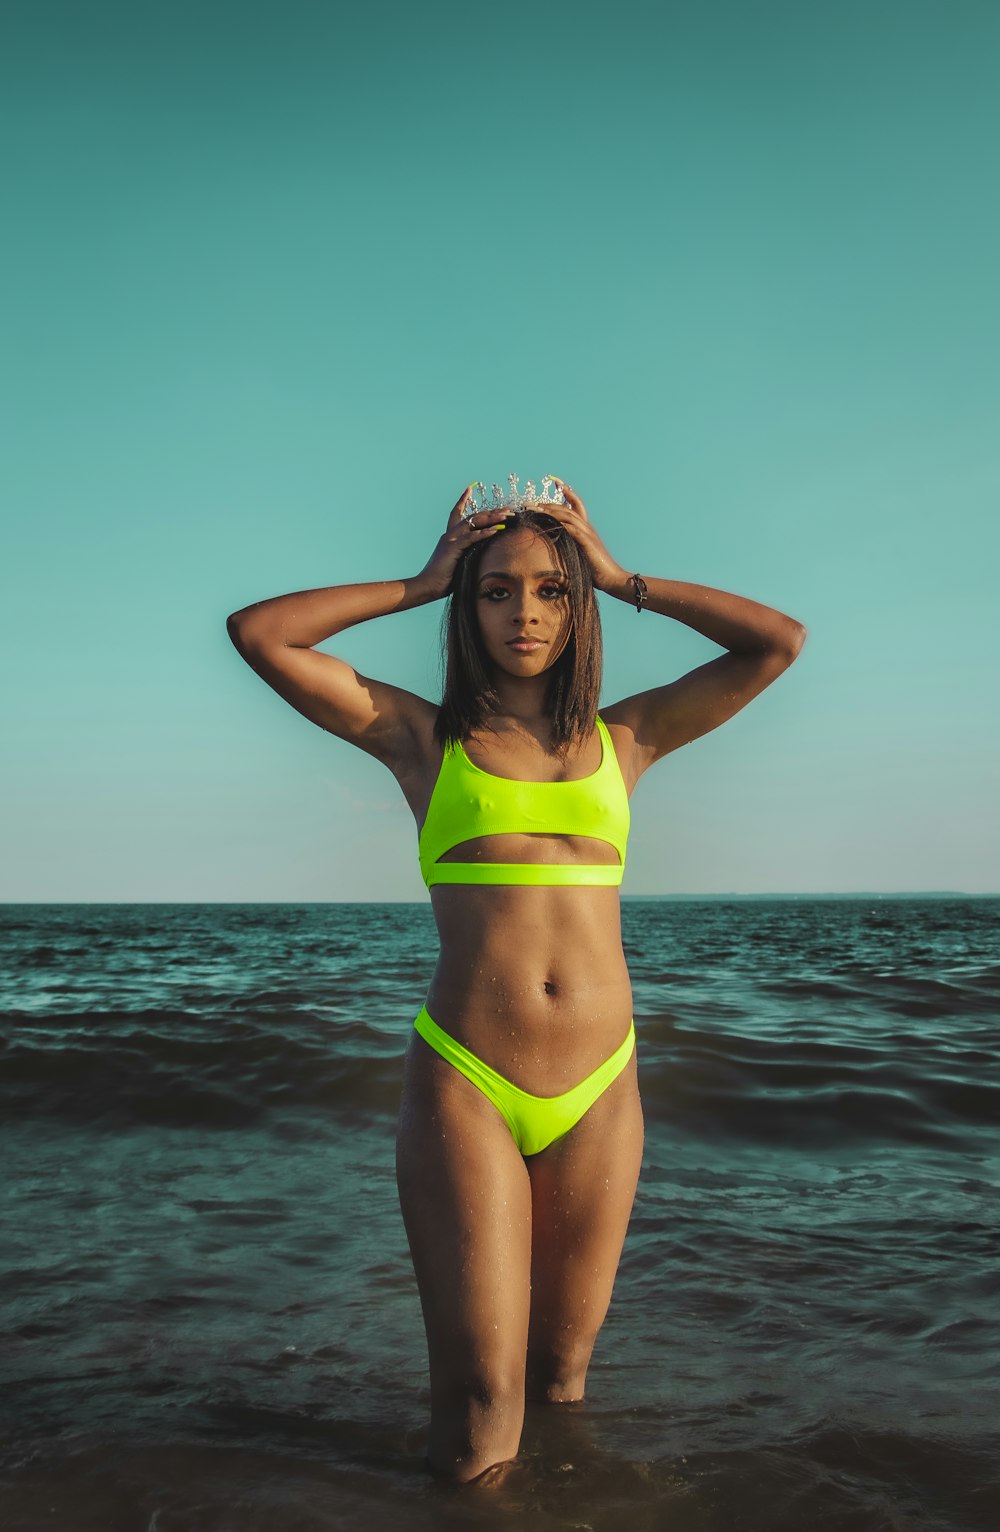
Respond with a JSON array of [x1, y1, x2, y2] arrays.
[[462, 473, 567, 519]]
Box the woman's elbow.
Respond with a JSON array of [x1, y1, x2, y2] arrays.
[[226, 611, 257, 653], [780, 621, 808, 664]]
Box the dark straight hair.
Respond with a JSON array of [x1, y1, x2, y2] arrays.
[[435, 510, 603, 750]]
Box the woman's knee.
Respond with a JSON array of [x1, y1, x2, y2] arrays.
[[427, 1367, 526, 1479], [432, 1361, 525, 1424], [525, 1336, 594, 1403]]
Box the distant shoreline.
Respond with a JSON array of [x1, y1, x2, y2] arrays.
[[626, 891, 992, 901]]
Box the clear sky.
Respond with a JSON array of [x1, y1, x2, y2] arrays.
[[3, 0, 998, 900]]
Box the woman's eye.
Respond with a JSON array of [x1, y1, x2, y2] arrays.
[[480, 584, 566, 601]]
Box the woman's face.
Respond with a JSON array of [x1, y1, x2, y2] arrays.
[[473, 527, 573, 678]]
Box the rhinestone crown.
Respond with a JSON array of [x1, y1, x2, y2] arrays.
[[462, 473, 567, 519]]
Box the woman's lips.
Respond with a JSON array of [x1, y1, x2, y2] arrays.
[[507, 639, 544, 651]]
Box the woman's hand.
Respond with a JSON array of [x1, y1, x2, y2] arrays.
[[532, 478, 628, 594], [415, 484, 508, 601]]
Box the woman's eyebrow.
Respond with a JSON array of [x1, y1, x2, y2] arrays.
[[478, 568, 566, 583]]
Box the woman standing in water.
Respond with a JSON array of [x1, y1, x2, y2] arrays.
[[226, 476, 805, 1482]]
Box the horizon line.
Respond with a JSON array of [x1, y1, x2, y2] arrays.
[[1, 891, 997, 906]]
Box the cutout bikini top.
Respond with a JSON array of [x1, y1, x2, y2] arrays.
[[418, 714, 630, 888]]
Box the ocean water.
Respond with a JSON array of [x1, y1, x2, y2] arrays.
[[1, 898, 998, 1532]]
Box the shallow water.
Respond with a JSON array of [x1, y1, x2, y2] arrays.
[[2, 898, 998, 1530]]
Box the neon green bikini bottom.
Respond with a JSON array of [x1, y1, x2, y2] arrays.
[[412, 1007, 636, 1157]]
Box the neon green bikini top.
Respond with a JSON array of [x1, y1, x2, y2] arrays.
[[418, 714, 630, 888]]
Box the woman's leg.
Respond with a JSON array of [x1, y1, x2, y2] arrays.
[[396, 1032, 534, 1482], [524, 1049, 644, 1402]]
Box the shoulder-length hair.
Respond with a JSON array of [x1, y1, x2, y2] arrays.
[[435, 510, 603, 750]]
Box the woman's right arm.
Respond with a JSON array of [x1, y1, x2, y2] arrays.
[[227, 575, 439, 766], [225, 487, 505, 768]]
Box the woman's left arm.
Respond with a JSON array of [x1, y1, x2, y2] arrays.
[[546, 479, 807, 778]]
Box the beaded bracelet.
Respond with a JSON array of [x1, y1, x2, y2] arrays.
[[627, 573, 648, 613]]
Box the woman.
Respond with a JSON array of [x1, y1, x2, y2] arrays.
[[226, 476, 806, 1483]]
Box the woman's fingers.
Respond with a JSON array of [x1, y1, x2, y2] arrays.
[[453, 507, 508, 541], [419, 498, 508, 600], [447, 483, 477, 528], [537, 478, 621, 589], [463, 512, 507, 536], [549, 476, 588, 520]]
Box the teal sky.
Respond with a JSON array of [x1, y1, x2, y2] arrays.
[[3, 0, 998, 900]]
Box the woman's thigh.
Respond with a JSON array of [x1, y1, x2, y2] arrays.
[[524, 1050, 644, 1392], [395, 1033, 534, 1395]]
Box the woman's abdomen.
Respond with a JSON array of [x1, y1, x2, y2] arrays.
[[425, 885, 633, 1093]]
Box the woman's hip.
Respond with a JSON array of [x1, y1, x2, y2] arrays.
[[404, 1003, 637, 1159]]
